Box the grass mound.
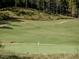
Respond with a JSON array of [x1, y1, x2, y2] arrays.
[[0, 8, 74, 21], [0, 10, 17, 21], [0, 9, 23, 29]]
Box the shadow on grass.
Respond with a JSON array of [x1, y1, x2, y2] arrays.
[[0, 26, 13, 29], [0, 17, 24, 29]]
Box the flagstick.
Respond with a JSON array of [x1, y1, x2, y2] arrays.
[[37, 41, 40, 47]]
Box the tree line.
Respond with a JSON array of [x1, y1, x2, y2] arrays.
[[0, 0, 79, 17]]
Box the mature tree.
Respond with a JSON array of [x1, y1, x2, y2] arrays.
[[25, 0, 27, 8], [0, 0, 78, 17], [59, 0, 69, 15], [68, 0, 78, 17]]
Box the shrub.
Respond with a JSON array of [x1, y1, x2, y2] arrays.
[[0, 10, 17, 21], [16, 10, 35, 16], [0, 12, 11, 21]]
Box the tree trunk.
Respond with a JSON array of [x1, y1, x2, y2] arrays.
[[25, 0, 27, 8], [15, 0, 17, 7], [68, 0, 78, 17]]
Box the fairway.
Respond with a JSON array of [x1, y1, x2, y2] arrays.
[[0, 19, 79, 54]]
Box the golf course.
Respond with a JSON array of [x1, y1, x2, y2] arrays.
[[0, 0, 79, 58], [0, 16, 79, 54], [0, 7, 79, 59]]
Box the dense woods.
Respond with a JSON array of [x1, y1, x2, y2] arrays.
[[0, 0, 79, 17]]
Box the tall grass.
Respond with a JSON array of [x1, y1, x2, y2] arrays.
[[0, 53, 79, 59]]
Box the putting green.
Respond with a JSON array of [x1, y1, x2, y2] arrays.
[[0, 19, 79, 54], [0, 19, 79, 44], [4, 43, 79, 54]]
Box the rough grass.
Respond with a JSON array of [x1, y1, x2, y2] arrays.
[[0, 53, 79, 59], [0, 8, 73, 21], [0, 49, 79, 59]]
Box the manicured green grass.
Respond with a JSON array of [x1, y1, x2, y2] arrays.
[[0, 19, 79, 44], [4, 43, 79, 54], [0, 19, 79, 54]]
